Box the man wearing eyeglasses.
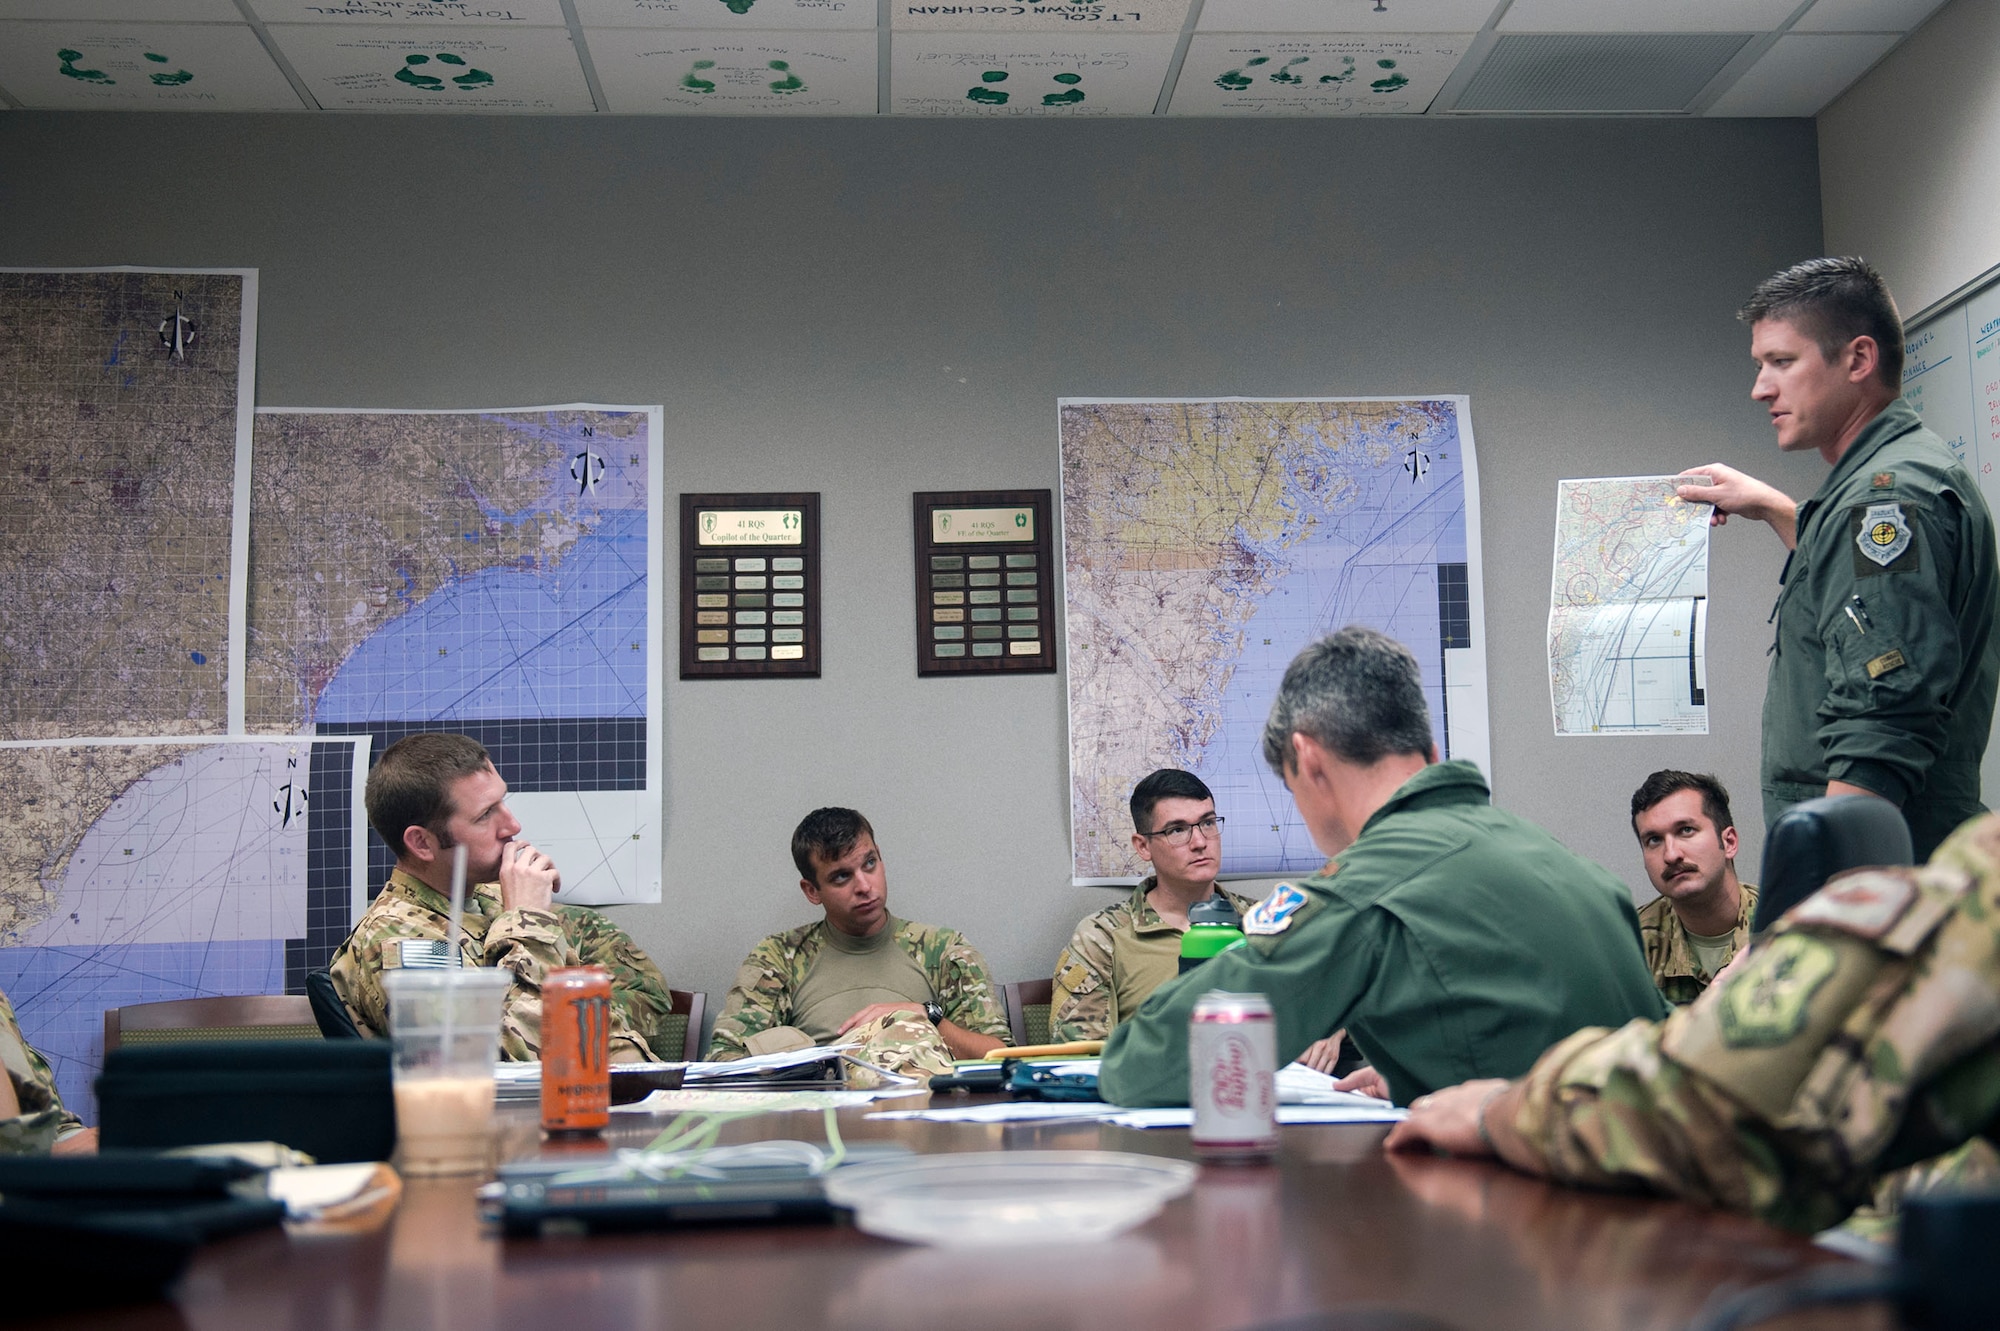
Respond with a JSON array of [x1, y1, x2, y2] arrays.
[[1049, 770, 1264, 1042], [1101, 626, 1667, 1108]]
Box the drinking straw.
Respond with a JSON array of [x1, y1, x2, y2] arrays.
[[443, 845, 468, 1058]]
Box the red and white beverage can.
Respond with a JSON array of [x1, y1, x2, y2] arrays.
[[1189, 990, 1278, 1161]]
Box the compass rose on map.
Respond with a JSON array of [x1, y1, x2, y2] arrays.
[[571, 450, 605, 496], [1404, 446, 1430, 484], [158, 292, 197, 360]]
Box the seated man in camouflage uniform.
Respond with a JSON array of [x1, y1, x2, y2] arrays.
[[1629, 770, 1759, 1006], [708, 807, 1008, 1084], [1, 983, 95, 1155], [328, 733, 667, 1062], [1388, 810, 2000, 1236], [1050, 769, 1261, 1042]]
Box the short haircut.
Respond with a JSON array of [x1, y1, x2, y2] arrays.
[[1738, 256, 1904, 392], [1261, 626, 1434, 774], [792, 807, 876, 882], [365, 733, 493, 857], [1629, 769, 1735, 838], [1130, 769, 1215, 832]]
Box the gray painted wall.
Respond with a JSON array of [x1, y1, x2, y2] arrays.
[[1820, 0, 2000, 318], [0, 113, 1826, 1024]]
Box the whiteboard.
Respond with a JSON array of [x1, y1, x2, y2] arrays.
[[1904, 273, 2000, 807]]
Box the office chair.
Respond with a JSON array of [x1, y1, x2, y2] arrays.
[[1755, 793, 1914, 933]]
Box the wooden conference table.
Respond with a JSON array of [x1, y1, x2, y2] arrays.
[[28, 1097, 1888, 1331]]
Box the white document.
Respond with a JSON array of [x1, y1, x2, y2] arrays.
[[868, 1102, 1125, 1124], [1105, 1104, 1407, 1128], [615, 1088, 906, 1113], [1548, 475, 1712, 736], [684, 1043, 858, 1079]]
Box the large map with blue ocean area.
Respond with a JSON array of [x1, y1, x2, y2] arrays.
[[246, 407, 663, 909], [0, 387, 661, 1122], [1061, 397, 1488, 882]]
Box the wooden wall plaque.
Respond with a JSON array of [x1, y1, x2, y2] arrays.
[[680, 492, 820, 679], [912, 489, 1056, 676]]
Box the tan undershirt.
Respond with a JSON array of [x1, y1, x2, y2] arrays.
[[790, 916, 936, 1043], [1685, 926, 1737, 979]]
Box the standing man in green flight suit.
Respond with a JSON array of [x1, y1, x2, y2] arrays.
[[1676, 257, 2000, 860], [1098, 626, 1668, 1109]]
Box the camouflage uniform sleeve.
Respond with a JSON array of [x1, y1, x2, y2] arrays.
[[928, 930, 1009, 1041], [1492, 828, 2000, 1235], [1, 987, 83, 1156], [486, 907, 656, 1063], [1050, 912, 1118, 1042], [325, 902, 408, 1040], [557, 904, 676, 1059], [707, 933, 800, 1061]]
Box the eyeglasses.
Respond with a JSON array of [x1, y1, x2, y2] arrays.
[[1141, 815, 1224, 845]]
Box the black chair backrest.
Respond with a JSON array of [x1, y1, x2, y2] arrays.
[[1756, 793, 1914, 934], [97, 1041, 395, 1163], [307, 970, 363, 1039]]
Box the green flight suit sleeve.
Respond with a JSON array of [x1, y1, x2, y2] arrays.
[[1099, 891, 1382, 1107], [1815, 493, 1968, 805]]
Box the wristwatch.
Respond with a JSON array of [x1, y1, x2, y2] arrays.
[[923, 1001, 945, 1026]]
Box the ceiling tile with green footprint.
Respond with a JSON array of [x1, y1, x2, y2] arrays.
[[1041, 72, 1083, 107], [396, 52, 494, 91], [145, 53, 193, 87], [1215, 56, 1267, 92], [965, 69, 1007, 105], [57, 49, 114, 85]]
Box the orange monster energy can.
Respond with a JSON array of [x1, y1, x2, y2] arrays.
[[541, 966, 612, 1134]]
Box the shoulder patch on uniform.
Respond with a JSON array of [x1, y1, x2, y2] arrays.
[[1853, 501, 1916, 571], [1788, 869, 1916, 940], [1718, 933, 1839, 1048], [1865, 649, 1908, 680], [1871, 471, 1895, 489], [396, 938, 458, 970], [1243, 883, 1309, 936]]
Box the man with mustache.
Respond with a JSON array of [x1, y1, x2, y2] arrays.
[[1629, 770, 1758, 1007]]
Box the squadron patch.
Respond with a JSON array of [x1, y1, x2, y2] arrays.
[[1718, 933, 1838, 1048], [1242, 883, 1310, 936], [1854, 501, 1914, 569], [1788, 868, 1916, 940]]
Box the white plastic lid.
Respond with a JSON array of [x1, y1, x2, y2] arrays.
[[822, 1150, 1196, 1247]]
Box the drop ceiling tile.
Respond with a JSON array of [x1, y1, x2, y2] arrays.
[[890, 32, 1177, 114], [0, 21, 305, 108], [1500, 0, 1798, 32], [1791, 0, 1947, 33], [245, 0, 568, 25], [575, 0, 871, 29], [0, 0, 243, 19], [588, 28, 876, 110], [895, 0, 1191, 35], [1198, 0, 1500, 35], [1170, 32, 1470, 113], [269, 23, 595, 109], [1704, 31, 1896, 115]]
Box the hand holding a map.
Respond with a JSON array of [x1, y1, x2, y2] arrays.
[[1675, 464, 1798, 549], [498, 840, 561, 914]]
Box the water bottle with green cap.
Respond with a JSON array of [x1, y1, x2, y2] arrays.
[[1178, 892, 1246, 974]]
